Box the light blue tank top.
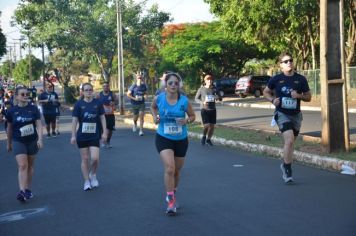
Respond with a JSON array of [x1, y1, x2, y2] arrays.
[[156, 92, 188, 140]]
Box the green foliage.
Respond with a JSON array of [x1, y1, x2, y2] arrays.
[[204, 0, 319, 69], [0, 60, 15, 78], [159, 22, 274, 89], [12, 55, 43, 84], [0, 27, 6, 58], [13, 0, 170, 84]]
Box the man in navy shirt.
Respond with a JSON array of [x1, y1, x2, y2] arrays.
[[127, 75, 147, 136], [38, 84, 59, 138], [263, 52, 311, 183]]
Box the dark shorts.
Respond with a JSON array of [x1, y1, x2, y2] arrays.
[[13, 140, 39, 156], [132, 103, 145, 115], [77, 140, 100, 149], [105, 114, 115, 130], [201, 109, 217, 124], [44, 114, 56, 125], [274, 111, 303, 136], [155, 133, 188, 158]]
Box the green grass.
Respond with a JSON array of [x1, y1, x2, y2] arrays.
[[188, 123, 356, 162]]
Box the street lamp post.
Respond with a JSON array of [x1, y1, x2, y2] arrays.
[[116, 0, 125, 115]]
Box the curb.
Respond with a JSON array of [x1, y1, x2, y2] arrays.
[[116, 115, 356, 173], [224, 101, 356, 113]]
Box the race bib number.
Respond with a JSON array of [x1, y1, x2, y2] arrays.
[[281, 97, 297, 109], [164, 123, 182, 135], [205, 95, 215, 102], [135, 95, 143, 101], [20, 124, 35, 137], [82, 122, 96, 133], [104, 105, 114, 114]]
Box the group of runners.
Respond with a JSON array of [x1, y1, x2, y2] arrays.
[[1, 51, 311, 216]]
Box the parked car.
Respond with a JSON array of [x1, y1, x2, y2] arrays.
[[213, 77, 238, 100], [235, 75, 271, 98]]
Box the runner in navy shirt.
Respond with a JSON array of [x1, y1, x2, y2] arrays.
[[97, 82, 118, 148], [38, 84, 59, 138], [127, 75, 147, 136], [263, 52, 311, 183], [6, 86, 43, 202], [71, 83, 107, 191]]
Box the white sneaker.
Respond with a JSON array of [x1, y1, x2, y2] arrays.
[[101, 143, 106, 148], [132, 125, 137, 132], [139, 130, 144, 136], [89, 173, 99, 188], [83, 180, 92, 191]]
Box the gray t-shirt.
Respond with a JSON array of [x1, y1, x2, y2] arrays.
[[195, 86, 217, 110]]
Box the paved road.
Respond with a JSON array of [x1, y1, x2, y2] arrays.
[[0, 112, 355, 235]]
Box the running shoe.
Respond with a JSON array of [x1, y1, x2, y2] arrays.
[[206, 139, 213, 146], [166, 195, 177, 215], [101, 143, 106, 148], [46, 133, 51, 139], [25, 189, 34, 199], [52, 132, 57, 137], [83, 180, 92, 191], [56, 131, 60, 135], [280, 163, 293, 183], [132, 125, 137, 132], [201, 136, 206, 145], [17, 191, 27, 202], [166, 195, 179, 209], [106, 143, 113, 148], [139, 130, 144, 136], [89, 173, 99, 188]]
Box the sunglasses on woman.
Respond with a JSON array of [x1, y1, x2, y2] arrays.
[[19, 92, 30, 97], [167, 81, 179, 86]]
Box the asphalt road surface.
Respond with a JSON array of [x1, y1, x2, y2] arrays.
[[0, 111, 355, 236]]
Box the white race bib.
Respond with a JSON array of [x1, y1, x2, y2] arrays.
[[205, 95, 215, 102], [20, 124, 35, 137], [82, 122, 96, 133], [103, 105, 114, 114], [135, 95, 143, 101], [164, 123, 182, 135], [281, 97, 297, 109]]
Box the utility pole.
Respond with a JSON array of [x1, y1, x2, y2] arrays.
[[28, 33, 32, 86], [116, 0, 125, 115], [320, 0, 350, 152]]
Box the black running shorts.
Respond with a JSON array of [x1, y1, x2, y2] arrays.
[[77, 139, 100, 149], [201, 109, 217, 125], [155, 133, 188, 158], [105, 114, 115, 130], [44, 114, 56, 125]]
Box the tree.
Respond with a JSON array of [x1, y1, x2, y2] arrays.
[[204, 0, 320, 70], [12, 55, 43, 84], [13, 0, 170, 85], [159, 22, 275, 89], [0, 27, 6, 59], [0, 60, 15, 79]]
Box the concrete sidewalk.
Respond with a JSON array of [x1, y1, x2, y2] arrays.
[[221, 97, 356, 113]]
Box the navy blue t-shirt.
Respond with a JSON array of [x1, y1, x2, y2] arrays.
[[129, 84, 147, 105], [39, 91, 59, 115], [72, 98, 105, 141], [267, 73, 310, 115], [6, 104, 40, 143]]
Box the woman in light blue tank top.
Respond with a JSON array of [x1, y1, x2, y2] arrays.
[[150, 72, 195, 215]]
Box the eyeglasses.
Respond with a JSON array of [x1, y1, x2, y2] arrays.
[[20, 92, 30, 97], [167, 81, 179, 86], [84, 89, 93, 92], [281, 58, 293, 64]]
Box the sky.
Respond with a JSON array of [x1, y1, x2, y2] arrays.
[[0, 0, 215, 62]]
